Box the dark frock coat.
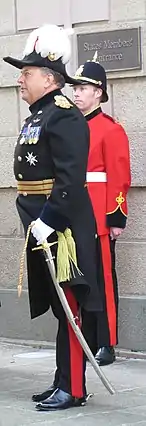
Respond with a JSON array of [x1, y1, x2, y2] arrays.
[[14, 89, 102, 319]]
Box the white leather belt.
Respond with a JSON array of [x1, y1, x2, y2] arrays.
[[86, 172, 107, 183]]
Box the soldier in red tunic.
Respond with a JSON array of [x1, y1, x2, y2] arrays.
[[72, 56, 131, 365]]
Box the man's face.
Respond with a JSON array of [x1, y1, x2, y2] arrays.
[[73, 84, 102, 115], [17, 66, 50, 105]]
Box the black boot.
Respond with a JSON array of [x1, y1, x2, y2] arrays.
[[95, 346, 116, 366], [36, 388, 86, 411], [32, 383, 56, 402]]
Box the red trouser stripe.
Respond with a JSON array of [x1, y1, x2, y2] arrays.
[[100, 235, 117, 345], [64, 287, 83, 398]]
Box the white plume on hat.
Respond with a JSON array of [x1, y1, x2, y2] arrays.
[[23, 24, 74, 64]]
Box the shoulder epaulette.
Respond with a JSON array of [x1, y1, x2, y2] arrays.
[[54, 95, 73, 109], [102, 113, 116, 123]]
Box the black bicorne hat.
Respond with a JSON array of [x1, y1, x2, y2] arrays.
[[3, 24, 78, 85], [71, 54, 108, 103], [3, 51, 76, 84]]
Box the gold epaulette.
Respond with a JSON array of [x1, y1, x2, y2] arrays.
[[54, 95, 73, 109]]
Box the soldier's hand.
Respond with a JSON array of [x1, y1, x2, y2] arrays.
[[110, 227, 123, 240], [31, 218, 54, 245]]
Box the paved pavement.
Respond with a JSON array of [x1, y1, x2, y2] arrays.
[[0, 342, 146, 426]]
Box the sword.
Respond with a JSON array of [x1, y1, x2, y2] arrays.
[[42, 242, 115, 395]]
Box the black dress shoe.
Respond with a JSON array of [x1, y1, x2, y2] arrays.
[[36, 388, 86, 411], [95, 346, 116, 366], [32, 383, 56, 402]]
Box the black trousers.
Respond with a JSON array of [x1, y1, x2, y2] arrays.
[[49, 282, 86, 397], [16, 194, 87, 398], [26, 243, 86, 398], [82, 235, 118, 354]]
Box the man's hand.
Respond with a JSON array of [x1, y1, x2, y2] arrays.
[[31, 218, 54, 245], [110, 227, 123, 240]]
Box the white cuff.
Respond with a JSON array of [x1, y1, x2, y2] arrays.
[[31, 218, 54, 244]]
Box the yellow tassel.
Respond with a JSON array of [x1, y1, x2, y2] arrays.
[[64, 228, 77, 267], [56, 231, 70, 282], [18, 224, 83, 293]]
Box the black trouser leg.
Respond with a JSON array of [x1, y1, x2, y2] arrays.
[[50, 282, 86, 397]]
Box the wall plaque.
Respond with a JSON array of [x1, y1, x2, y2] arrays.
[[77, 28, 141, 72]]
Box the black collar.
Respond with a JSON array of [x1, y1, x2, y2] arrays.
[[85, 106, 102, 122], [29, 89, 62, 113]]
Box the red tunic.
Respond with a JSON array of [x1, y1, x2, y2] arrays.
[[86, 108, 131, 235]]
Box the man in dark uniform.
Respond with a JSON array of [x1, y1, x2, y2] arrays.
[[72, 56, 131, 366], [3, 25, 102, 411]]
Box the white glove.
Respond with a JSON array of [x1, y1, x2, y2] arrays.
[[31, 218, 54, 245]]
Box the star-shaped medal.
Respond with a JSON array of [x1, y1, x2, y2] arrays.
[[25, 152, 38, 166]]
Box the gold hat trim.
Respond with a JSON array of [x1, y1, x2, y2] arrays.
[[73, 76, 102, 86]]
